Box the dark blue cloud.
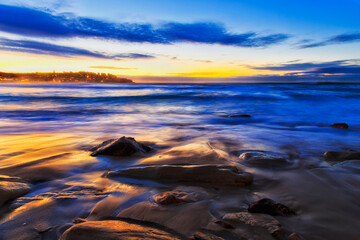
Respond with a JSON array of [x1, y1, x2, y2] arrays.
[[305, 66, 360, 74], [299, 33, 360, 48], [0, 4, 289, 47], [250, 59, 360, 78], [0, 38, 154, 60], [252, 60, 350, 71]]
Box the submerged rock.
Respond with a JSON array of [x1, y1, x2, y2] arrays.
[[138, 142, 231, 166], [0, 178, 31, 206], [238, 151, 289, 167], [106, 165, 253, 187], [60, 220, 181, 240], [324, 151, 360, 161], [223, 212, 282, 239], [90, 136, 152, 157], [154, 186, 211, 205], [330, 123, 349, 129], [248, 198, 295, 216]]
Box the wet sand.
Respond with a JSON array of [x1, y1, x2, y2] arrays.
[[0, 132, 360, 240], [0, 83, 360, 239]]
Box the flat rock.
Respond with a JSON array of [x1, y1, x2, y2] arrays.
[[192, 231, 225, 240], [238, 151, 289, 167], [0, 175, 24, 182], [118, 201, 214, 236], [227, 114, 251, 118], [0, 180, 31, 206], [223, 212, 282, 239], [248, 198, 295, 216], [106, 165, 253, 187], [138, 143, 231, 166], [90, 136, 152, 157], [330, 123, 349, 129], [11, 185, 108, 209], [60, 220, 181, 240], [154, 186, 212, 205], [324, 151, 360, 161]]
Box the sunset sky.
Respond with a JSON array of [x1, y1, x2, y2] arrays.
[[0, 0, 360, 82]]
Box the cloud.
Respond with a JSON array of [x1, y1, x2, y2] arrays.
[[249, 59, 360, 79], [0, 4, 289, 47], [299, 33, 360, 48], [304, 66, 360, 74], [113, 53, 155, 59], [89, 66, 137, 70], [0, 37, 155, 60], [251, 60, 351, 71]]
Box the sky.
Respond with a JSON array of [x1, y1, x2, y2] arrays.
[[0, 0, 359, 82]]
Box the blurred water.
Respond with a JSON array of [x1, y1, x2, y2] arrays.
[[0, 83, 360, 156]]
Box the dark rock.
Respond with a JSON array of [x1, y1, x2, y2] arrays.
[[90, 136, 152, 157], [324, 151, 360, 161], [238, 151, 289, 167], [288, 233, 305, 240], [228, 114, 251, 118], [192, 232, 225, 240], [154, 186, 211, 205], [330, 123, 349, 129], [223, 212, 282, 239], [214, 220, 235, 229], [106, 165, 253, 187], [248, 198, 295, 216]]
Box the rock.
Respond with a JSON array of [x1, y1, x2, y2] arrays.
[[214, 220, 235, 229], [330, 123, 349, 129], [238, 151, 289, 167], [228, 114, 251, 118], [192, 231, 225, 240], [154, 186, 212, 205], [60, 220, 181, 240], [106, 165, 253, 187], [288, 232, 305, 240], [248, 198, 295, 216], [0, 180, 31, 206], [324, 151, 360, 161], [118, 201, 214, 236], [0, 175, 24, 182], [223, 212, 282, 239], [90, 136, 152, 157], [11, 185, 108, 209], [138, 143, 231, 166]]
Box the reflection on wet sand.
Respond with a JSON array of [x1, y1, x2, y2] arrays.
[[0, 83, 360, 239]]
